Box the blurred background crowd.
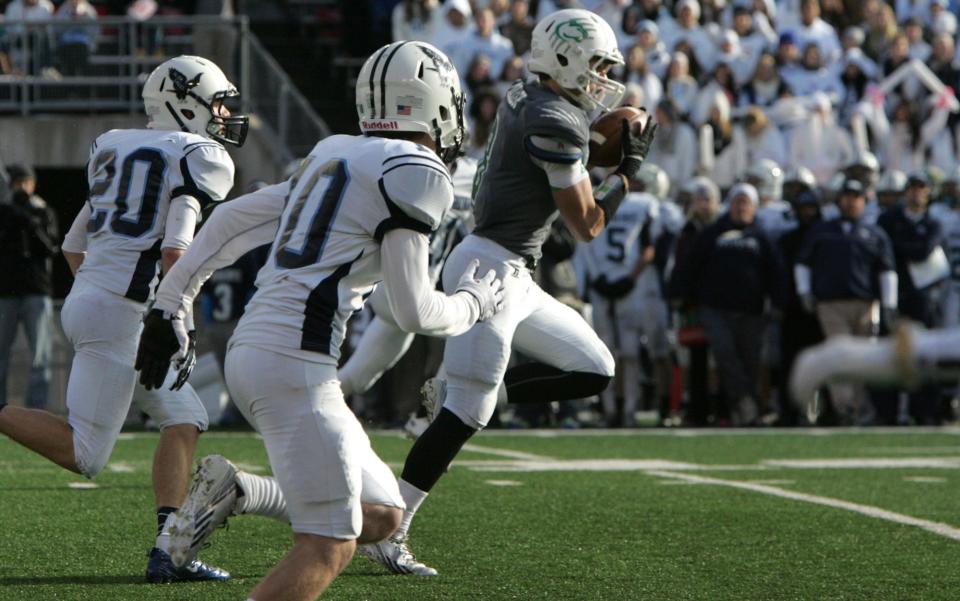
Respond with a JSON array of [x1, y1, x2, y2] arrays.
[[2, 0, 960, 430]]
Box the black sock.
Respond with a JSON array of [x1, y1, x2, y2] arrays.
[[156, 506, 177, 538], [401, 408, 476, 492], [504, 363, 613, 404]]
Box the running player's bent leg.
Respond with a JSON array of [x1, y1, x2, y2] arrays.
[[339, 317, 414, 397], [227, 344, 392, 598], [509, 287, 615, 402]]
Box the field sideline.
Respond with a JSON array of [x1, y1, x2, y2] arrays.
[[2, 428, 960, 600]]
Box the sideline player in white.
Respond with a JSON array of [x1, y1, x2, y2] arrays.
[[790, 323, 960, 414], [361, 9, 657, 574], [338, 157, 476, 416], [133, 42, 504, 600], [0, 55, 244, 582]]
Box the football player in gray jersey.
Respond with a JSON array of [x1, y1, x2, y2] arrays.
[[360, 8, 658, 574]]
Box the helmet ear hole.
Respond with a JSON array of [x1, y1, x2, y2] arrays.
[[181, 109, 195, 119], [417, 62, 424, 79], [556, 54, 568, 67], [439, 105, 449, 121]]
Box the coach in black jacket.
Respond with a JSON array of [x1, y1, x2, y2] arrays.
[[877, 172, 944, 423], [795, 178, 897, 424], [688, 183, 783, 425]]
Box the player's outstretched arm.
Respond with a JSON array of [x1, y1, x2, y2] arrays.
[[136, 183, 287, 390], [381, 229, 504, 337]]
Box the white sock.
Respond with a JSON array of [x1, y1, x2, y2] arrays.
[[234, 472, 289, 522], [394, 479, 428, 539], [155, 513, 175, 553]]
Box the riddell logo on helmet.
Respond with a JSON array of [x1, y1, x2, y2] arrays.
[[362, 120, 400, 130]]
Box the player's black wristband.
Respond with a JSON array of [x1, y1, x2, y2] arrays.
[[595, 173, 628, 226]]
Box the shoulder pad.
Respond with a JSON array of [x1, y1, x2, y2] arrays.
[[174, 143, 235, 207], [524, 99, 589, 150], [377, 153, 453, 238]]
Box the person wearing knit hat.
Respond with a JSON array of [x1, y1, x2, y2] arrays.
[[685, 180, 783, 425]]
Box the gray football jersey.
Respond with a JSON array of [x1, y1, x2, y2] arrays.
[[472, 80, 591, 261]]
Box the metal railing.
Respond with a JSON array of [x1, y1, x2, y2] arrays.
[[0, 15, 328, 164]]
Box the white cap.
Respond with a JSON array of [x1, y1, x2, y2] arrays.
[[726, 182, 759, 205]]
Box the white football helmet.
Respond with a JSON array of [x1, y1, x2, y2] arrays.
[[356, 41, 466, 163], [877, 169, 907, 193], [142, 55, 248, 146], [637, 163, 670, 199], [744, 159, 784, 201], [528, 9, 625, 112]]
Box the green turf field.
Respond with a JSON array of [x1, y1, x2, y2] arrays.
[[3, 428, 960, 600]]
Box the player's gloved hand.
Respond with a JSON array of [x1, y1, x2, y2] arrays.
[[592, 275, 635, 299], [800, 293, 816, 314], [615, 115, 658, 180], [456, 259, 505, 322], [135, 309, 190, 390], [170, 330, 197, 391]]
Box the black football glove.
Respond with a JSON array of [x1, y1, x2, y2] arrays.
[[615, 115, 658, 180], [592, 275, 635, 300], [171, 330, 197, 391], [135, 309, 189, 390]]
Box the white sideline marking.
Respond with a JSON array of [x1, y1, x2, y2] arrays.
[[461, 443, 554, 462], [68, 482, 98, 489], [905, 476, 947, 483], [867, 446, 960, 454], [107, 462, 135, 473], [648, 470, 960, 542], [485, 480, 523, 487], [764, 458, 960, 469]]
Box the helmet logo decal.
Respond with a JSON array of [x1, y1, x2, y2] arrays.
[[417, 44, 454, 80], [552, 19, 593, 44], [168, 68, 203, 100]]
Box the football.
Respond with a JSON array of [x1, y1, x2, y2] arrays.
[[587, 106, 649, 168]]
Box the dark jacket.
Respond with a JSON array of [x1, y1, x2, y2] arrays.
[[686, 214, 783, 315], [877, 206, 944, 323], [0, 192, 58, 297], [797, 216, 895, 302]]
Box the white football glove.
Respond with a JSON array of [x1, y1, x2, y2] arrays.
[[455, 259, 505, 322]]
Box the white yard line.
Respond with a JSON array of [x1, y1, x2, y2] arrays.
[[460, 443, 555, 461], [648, 469, 960, 542]]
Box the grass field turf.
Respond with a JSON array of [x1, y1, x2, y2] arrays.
[[2, 428, 960, 600]]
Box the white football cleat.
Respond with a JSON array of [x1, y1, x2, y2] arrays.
[[168, 454, 239, 568], [419, 377, 447, 422], [358, 534, 438, 576]]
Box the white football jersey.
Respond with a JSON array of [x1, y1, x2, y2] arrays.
[[579, 192, 658, 282], [78, 128, 234, 302], [230, 134, 453, 363]]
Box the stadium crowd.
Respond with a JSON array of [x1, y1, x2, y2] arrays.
[[4, 0, 960, 429], [384, 0, 960, 428]]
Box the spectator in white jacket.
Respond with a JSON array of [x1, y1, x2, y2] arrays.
[[392, 0, 441, 43], [742, 106, 788, 166], [791, 0, 842, 65], [637, 19, 672, 80], [648, 99, 698, 185], [783, 42, 844, 98], [789, 92, 855, 185], [717, 30, 757, 85], [660, 0, 717, 73], [445, 7, 514, 78], [619, 44, 663, 109], [431, 0, 472, 50]]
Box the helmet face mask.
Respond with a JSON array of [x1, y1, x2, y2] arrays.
[[143, 56, 249, 147], [528, 9, 626, 112], [356, 41, 467, 163]]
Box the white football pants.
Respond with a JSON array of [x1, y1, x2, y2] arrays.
[[440, 235, 615, 429], [60, 280, 208, 478], [225, 344, 404, 539]]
